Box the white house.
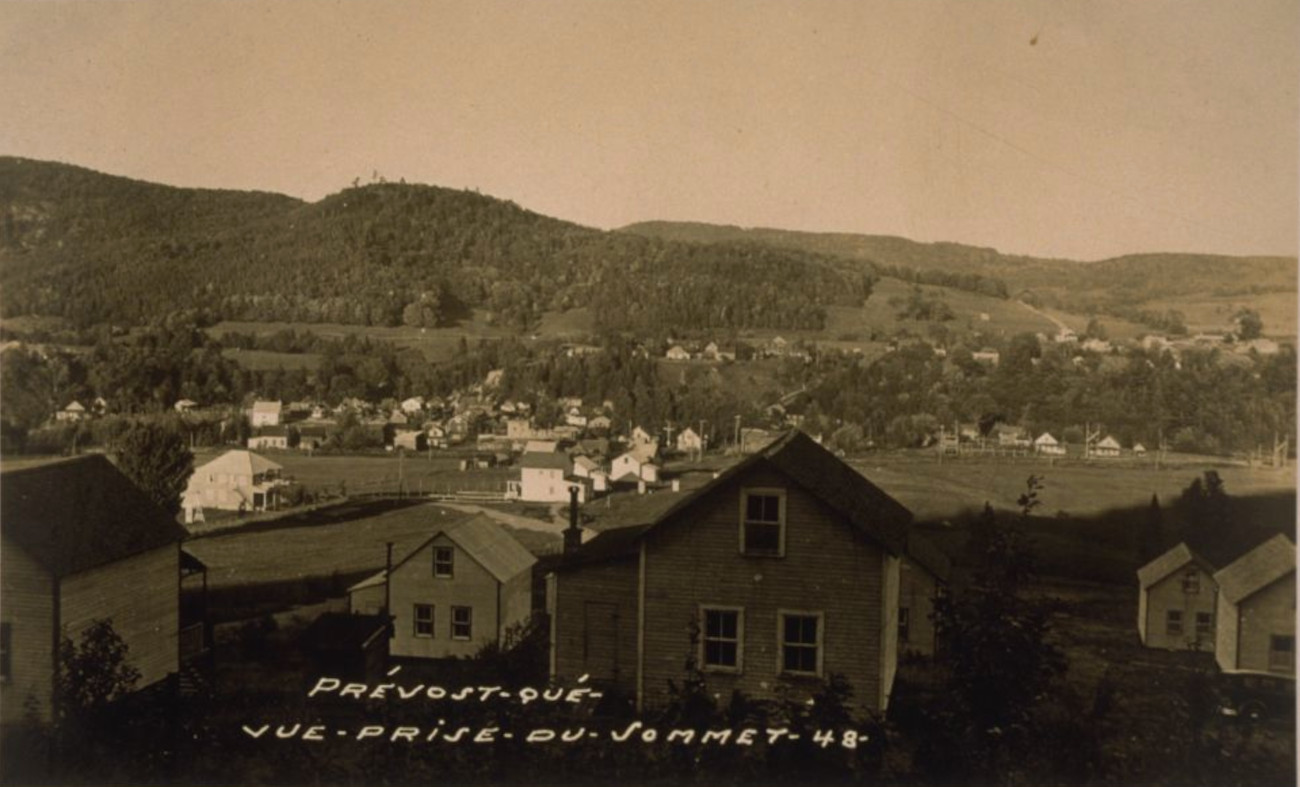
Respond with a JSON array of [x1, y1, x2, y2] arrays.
[[400, 396, 426, 415], [972, 349, 1001, 367], [676, 427, 704, 455], [174, 399, 199, 413], [611, 446, 660, 483], [247, 426, 289, 451], [348, 515, 536, 659], [1093, 435, 1122, 458], [56, 401, 87, 423], [511, 452, 584, 503], [665, 345, 691, 361], [571, 455, 609, 493], [1034, 433, 1066, 456], [631, 426, 657, 450], [250, 400, 283, 427], [182, 450, 287, 522]]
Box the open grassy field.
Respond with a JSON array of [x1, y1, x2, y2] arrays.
[[184, 499, 558, 590], [1139, 290, 1297, 339], [846, 452, 1295, 522]]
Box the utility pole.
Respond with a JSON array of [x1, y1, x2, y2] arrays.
[[734, 414, 742, 453]]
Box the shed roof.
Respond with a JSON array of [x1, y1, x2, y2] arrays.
[[1214, 534, 1295, 605], [1, 454, 186, 578]]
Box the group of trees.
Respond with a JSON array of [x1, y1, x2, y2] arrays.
[[797, 336, 1296, 454], [3, 162, 875, 334]]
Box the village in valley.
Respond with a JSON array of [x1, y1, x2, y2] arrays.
[[1, 2, 1298, 784]]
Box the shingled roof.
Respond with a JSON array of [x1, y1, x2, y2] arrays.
[[390, 514, 536, 583], [557, 430, 912, 570], [1214, 534, 1295, 605], [1, 454, 186, 578]]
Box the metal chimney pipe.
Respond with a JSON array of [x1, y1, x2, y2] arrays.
[[564, 486, 582, 554]]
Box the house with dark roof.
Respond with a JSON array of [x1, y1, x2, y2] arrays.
[[347, 514, 537, 659], [1, 455, 188, 725], [1213, 534, 1295, 677], [545, 430, 915, 712]]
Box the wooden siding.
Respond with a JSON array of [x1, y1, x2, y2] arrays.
[[550, 558, 638, 692], [1232, 574, 1296, 674], [899, 557, 938, 657], [640, 466, 889, 711], [350, 584, 386, 615], [0, 540, 55, 725], [879, 554, 900, 710], [1142, 565, 1217, 651], [500, 568, 534, 636], [1214, 591, 1239, 673], [389, 533, 501, 659], [60, 544, 179, 693]]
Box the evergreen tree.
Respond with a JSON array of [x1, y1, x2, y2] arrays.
[[113, 422, 193, 517]]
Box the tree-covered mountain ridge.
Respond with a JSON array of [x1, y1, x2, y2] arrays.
[[0, 157, 872, 333], [622, 221, 1297, 307]]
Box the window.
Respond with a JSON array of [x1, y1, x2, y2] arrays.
[[433, 547, 454, 578], [1195, 612, 1213, 640], [741, 489, 785, 556], [1166, 610, 1183, 636], [414, 604, 434, 638], [451, 606, 473, 640], [700, 607, 743, 671], [899, 607, 911, 644], [1269, 635, 1294, 672], [0, 623, 10, 682], [780, 612, 822, 676], [1182, 569, 1200, 595]]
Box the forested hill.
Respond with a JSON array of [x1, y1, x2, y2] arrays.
[[622, 221, 1297, 310], [0, 158, 872, 333]]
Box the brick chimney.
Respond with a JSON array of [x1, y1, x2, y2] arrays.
[[564, 486, 582, 554]]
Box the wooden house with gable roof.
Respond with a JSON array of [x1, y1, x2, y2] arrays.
[[546, 430, 915, 712], [1213, 534, 1295, 677], [1, 456, 189, 725], [348, 514, 537, 659]]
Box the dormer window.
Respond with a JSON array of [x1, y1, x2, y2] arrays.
[[740, 488, 785, 557]]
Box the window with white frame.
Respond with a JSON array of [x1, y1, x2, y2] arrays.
[[780, 612, 822, 676], [433, 546, 454, 578], [1166, 610, 1183, 636], [700, 607, 743, 671], [414, 604, 434, 638], [741, 489, 785, 556], [451, 606, 473, 640]]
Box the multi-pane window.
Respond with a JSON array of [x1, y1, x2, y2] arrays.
[[742, 490, 784, 556], [1269, 635, 1294, 672], [433, 547, 454, 578], [0, 623, 10, 681], [1182, 569, 1200, 595], [781, 613, 822, 675], [1166, 610, 1183, 636], [451, 606, 473, 640], [414, 604, 434, 638], [899, 607, 911, 644], [1195, 612, 1213, 640], [701, 608, 742, 671]]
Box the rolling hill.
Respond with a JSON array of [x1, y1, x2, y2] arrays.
[[622, 221, 1297, 336], [0, 158, 872, 334]]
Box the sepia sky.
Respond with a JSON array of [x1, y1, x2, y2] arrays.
[[1, 0, 1296, 260]]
